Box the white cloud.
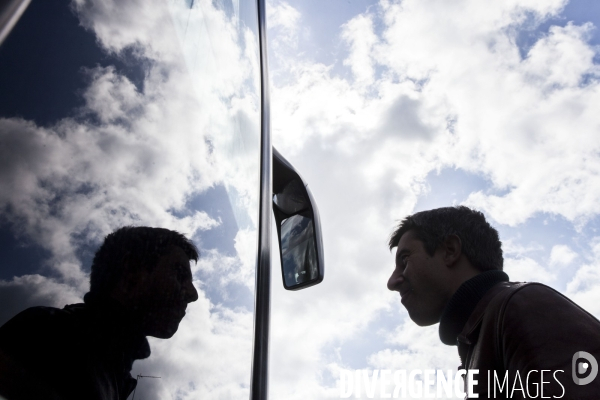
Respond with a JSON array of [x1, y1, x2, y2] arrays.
[[0, 275, 82, 326], [523, 22, 598, 89], [565, 239, 600, 318], [267, 0, 301, 49], [71, 0, 177, 62], [377, 320, 456, 370], [194, 230, 256, 296], [504, 256, 556, 284], [341, 14, 378, 87], [566, 262, 600, 316], [234, 228, 260, 288], [130, 290, 254, 399], [453, 22, 600, 225], [362, 321, 458, 399], [549, 244, 578, 268], [502, 237, 545, 258]]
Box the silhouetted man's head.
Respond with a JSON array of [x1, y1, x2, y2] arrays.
[[90, 226, 199, 338], [387, 206, 503, 326]]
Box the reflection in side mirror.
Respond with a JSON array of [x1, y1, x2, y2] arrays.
[[273, 148, 324, 290], [280, 214, 317, 287]]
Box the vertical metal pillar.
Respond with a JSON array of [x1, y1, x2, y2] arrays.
[[250, 0, 272, 399], [0, 0, 31, 45]]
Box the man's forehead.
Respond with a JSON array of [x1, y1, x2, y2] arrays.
[[161, 245, 190, 262], [396, 229, 421, 250]]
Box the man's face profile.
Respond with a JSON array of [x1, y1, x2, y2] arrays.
[[123, 245, 199, 338], [387, 230, 451, 326]]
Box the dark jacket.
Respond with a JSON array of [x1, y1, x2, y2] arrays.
[[456, 281, 600, 399], [0, 294, 150, 400]]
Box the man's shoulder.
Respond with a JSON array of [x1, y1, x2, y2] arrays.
[[2, 303, 86, 325], [466, 281, 600, 343], [487, 281, 599, 322], [479, 281, 600, 347], [5, 303, 84, 320], [0, 303, 88, 347]]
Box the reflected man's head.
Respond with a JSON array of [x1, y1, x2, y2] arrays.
[[387, 206, 503, 326], [90, 226, 199, 338]]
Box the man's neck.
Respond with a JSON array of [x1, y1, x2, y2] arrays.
[[438, 270, 509, 345]]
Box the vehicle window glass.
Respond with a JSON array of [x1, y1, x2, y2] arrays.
[[0, 0, 260, 398]]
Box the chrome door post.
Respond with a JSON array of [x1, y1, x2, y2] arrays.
[[250, 0, 272, 399]]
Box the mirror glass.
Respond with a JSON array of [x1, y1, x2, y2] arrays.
[[280, 214, 318, 288]]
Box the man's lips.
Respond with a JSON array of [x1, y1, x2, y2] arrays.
[[162, 305, 187, 320], [400, 288, 412, 302]]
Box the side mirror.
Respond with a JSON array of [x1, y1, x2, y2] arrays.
[[272, 147, 324, 290]]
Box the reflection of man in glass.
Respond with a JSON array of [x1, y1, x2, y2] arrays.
[[0, 227, 199, 400]]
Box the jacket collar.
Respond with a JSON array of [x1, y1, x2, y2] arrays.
[[457, 281, 534, 347], [456, 281, 512, 346], [439, 270, 509, 345]]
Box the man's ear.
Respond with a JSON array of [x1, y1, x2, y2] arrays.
[[442, 234, 462, 267], [115, 254, 143, 293], [109, 255, 145, 306]]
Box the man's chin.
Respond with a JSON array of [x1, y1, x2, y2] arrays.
[[148, 327, 178, 339], [146, 320, 181, 339], [152, 332, 175, 339], [407, 310, 438, 327]]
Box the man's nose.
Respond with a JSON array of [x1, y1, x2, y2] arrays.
[[185, 280, 199, 303], [387, 270, 404, 291]]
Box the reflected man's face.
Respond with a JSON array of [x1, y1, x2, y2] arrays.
[[134, 245, 199, 338], [387, 230, 450, 326]]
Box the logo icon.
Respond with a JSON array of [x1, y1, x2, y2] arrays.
[[572, 351, 598, 385]]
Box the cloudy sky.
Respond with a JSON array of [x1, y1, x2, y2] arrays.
[[267, 0, 600, 398], [1, 0, 600, 399]]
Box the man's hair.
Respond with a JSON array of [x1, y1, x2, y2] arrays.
[[89, 226, 199, 295], [388, 206, 503, 271]]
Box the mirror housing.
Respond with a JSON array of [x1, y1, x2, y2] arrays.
[[272, 147, 324, 290]]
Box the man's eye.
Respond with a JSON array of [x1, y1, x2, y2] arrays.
[[175, 264, 187, 280], [396, 255, 408, 269]]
